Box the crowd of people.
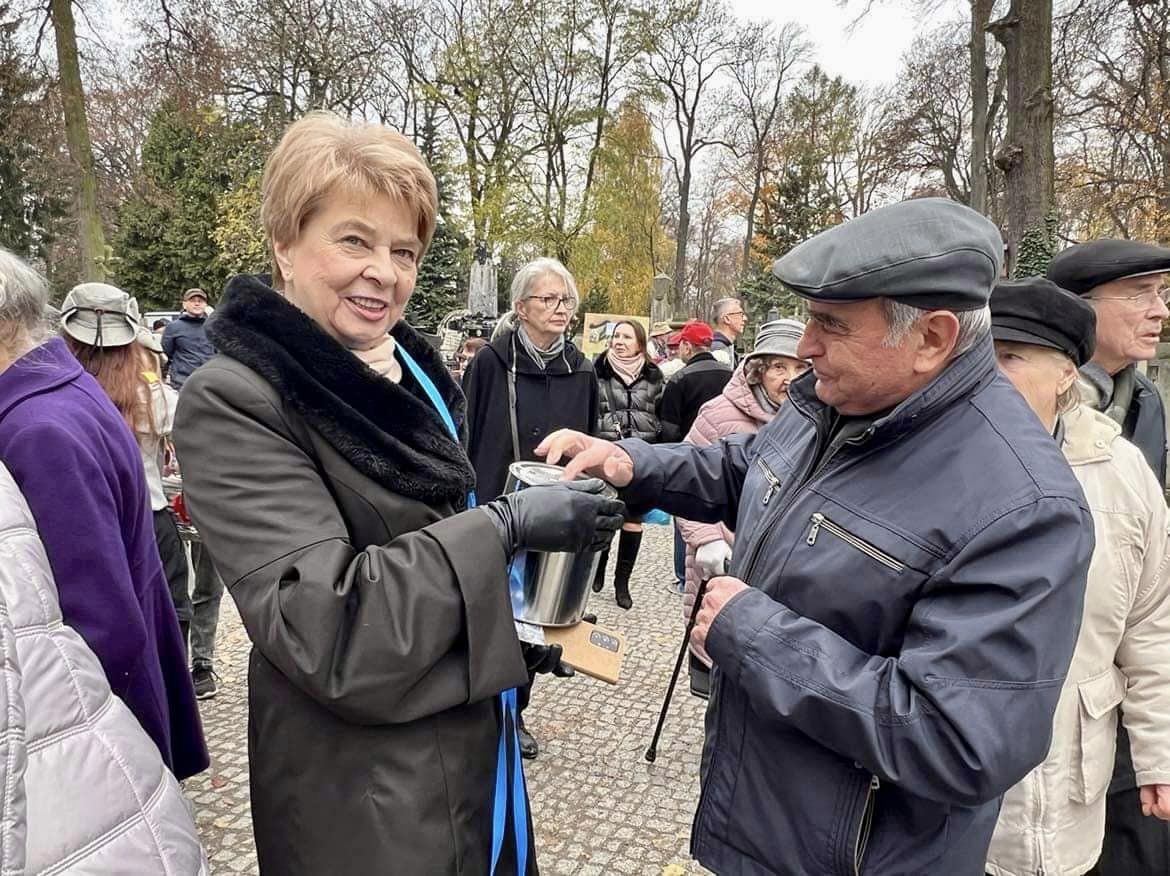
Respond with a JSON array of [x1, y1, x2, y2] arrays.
[[0, 108, 1167, 876]]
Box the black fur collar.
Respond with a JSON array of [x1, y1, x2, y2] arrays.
[[207, 274, 476, 506]]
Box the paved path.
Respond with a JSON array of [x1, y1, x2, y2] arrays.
[[187, 523, 712, 874]]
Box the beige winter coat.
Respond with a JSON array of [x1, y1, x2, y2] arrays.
[[987, 404, 1170, 876]]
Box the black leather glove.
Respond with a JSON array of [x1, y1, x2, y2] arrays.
[[522, 643, 574, 678], [480, 479, 625, 556]]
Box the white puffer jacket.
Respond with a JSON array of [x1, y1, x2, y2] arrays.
[[987, 404, 1170, 876], [0, 462, 208, 875]]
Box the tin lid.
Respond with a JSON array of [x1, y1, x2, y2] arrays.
[[507, 461, 618, 497]]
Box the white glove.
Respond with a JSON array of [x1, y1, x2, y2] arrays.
[[696, 540, 733, 580]]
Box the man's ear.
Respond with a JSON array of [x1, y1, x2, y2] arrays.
[[913, 311, 961, 374]]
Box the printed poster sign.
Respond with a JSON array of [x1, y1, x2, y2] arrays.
[[579, 313, 651, 358]]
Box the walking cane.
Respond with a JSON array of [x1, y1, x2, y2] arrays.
[[644, 573, 714, 764]]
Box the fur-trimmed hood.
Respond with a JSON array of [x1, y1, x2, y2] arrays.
[[206, 274, 475, 506]]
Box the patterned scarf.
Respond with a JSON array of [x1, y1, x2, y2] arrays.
[[516, 323, 566, 371]]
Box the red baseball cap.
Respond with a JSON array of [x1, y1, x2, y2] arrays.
[[676, 320, 714, 346]]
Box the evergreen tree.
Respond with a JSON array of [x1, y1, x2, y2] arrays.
[[407, 111, 469, 331], [111, 102, 266, 310]]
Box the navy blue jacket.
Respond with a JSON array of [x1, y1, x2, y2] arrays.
[[1126, 370, 1166, 484], [161, 313, 215, 389], [618, 339, 1093, 875]]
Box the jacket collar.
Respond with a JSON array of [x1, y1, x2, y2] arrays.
[[1061, 403, 1121, 466], [207, 274, 476, 506], [788, 335, 998, 445], [0, 338, 83, 423], [722, 368, 773, 427], [684, 351, 718, 368]]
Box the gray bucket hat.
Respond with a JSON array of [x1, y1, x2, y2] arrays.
[[745, 318, 806, 362], [60, 283, 141, 348]]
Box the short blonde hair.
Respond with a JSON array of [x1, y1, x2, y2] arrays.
[[260, 112, 438, 286]]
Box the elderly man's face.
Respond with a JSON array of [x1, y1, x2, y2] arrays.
[[274, 190, 421, 351], [1088, 273, 1169, 373], [797, 299, 931, 416]]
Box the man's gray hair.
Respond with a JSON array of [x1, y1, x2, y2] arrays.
[[712, 297, 742, 324], [494, 257, 580, 340], [881, 298, 991, 358], [0, 248, 51, 350]]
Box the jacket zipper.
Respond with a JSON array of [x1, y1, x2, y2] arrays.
[[806, 514, 905, 573], [693, 412, 872, 849], [853, 775, 880, 875], [757, 457, 781, 505]]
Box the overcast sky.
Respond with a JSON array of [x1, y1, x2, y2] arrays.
[[729, 0, 961, 85]]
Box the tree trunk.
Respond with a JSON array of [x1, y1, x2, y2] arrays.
[[1157, 17, 1170, 245], [991, 0, 1054, 277], [50, 0, 106, 280], [742, 152, 764, 269], [673, 161, 692, 318], [970, 0, 995, 216]]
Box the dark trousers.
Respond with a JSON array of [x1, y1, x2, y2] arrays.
[[1087, 787, 1170, 875], [673, 521, 686, 585], [189, 539, 224, 669], [153, 509, 191, 653]]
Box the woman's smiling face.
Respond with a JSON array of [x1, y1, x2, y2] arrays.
[[274, 189, 421, 350]]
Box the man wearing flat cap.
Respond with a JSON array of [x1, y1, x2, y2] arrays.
[[1049, 239, 1170, 875], [1048, 240, 1170, 484], [539, 197, 1093, 874]]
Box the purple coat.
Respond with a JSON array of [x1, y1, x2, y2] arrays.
[[0, 338, 207, 780]]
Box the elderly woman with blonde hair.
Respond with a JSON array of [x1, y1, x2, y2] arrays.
[[173, 113, 623, 874]]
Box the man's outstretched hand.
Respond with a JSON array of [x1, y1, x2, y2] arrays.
[[536, 429, 635, 487]]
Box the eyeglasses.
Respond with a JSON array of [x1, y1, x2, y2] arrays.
[[527, 294, 577, 313], [1093, 288, 1170, 307]]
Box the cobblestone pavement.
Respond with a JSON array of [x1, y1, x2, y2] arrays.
[[187, 523, 712, 874]]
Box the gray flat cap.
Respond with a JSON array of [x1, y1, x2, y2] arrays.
[[772, 197, 1003, 312]]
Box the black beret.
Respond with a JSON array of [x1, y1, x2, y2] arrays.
[[990, 277, 1096, 366], [1047, 239, 1170, 296], [771, 197, 1003, 311]]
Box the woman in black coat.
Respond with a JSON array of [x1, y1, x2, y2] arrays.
[[592, 320, 664, 609], [173, 113, 622, 875], [463, 257, 600, 759]]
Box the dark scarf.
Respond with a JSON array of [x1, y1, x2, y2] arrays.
[[206, 274, 476, 506]]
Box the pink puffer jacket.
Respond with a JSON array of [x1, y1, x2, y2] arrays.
[[678, 366, 777, 663]]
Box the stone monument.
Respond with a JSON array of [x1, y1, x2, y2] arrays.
[[468, 241, 498, 317]]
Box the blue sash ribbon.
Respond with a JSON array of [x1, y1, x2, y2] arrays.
[[397, 343, 528, 874]]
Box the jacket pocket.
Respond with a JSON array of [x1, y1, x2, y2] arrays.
[[806, 513, 906, 573], [1070, 665, 1126, 804]]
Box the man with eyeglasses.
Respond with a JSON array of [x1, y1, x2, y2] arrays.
[[711, 297, 747, 367], [1048, 238, 1170, 876], [1048, 241, 1170, 483]]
